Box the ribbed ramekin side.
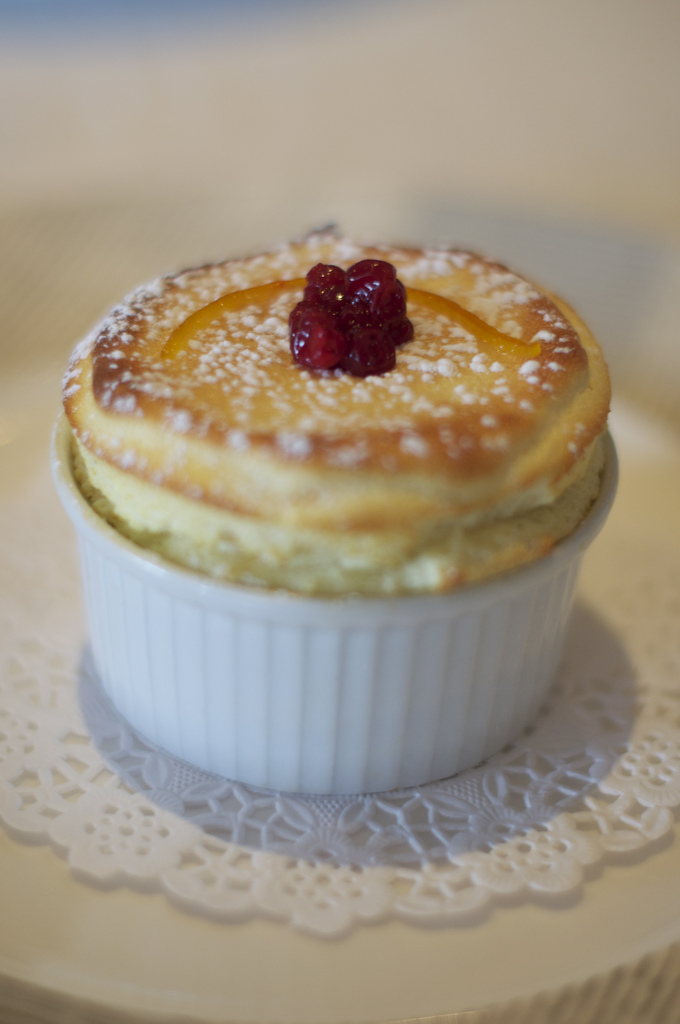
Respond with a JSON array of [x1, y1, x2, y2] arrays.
[[55, 418, 618, 796], [69, 529, 598, 794]]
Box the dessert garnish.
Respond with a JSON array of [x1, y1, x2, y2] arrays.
[[161, 278, 305, 361], [288, 260, 412, 376], [406, 288, 540, 359], [161, 260, 540, 367]]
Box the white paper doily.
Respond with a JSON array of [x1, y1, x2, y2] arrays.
[[1, 442, 680, 938]]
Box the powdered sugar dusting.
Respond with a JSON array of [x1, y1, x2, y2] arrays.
[[69, 234, 587, 474]]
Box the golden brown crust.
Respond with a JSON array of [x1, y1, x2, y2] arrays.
[[63, 232, 610, 531]]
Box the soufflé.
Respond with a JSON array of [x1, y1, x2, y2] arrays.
[[54, 231, 615, 793]]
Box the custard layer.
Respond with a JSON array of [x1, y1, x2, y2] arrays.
[[73, 430, 606, 595]]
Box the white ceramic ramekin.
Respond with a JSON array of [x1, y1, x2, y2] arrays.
[[52, 417, 617, 795]]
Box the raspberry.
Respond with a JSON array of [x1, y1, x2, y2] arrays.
[[345, 260, 406, 321], [337, 292, 374, 335], [340, 326, 396, 377], [386, 316, 414, 347], [289, 302, 349, 370], [345, 259, 396, 294], [303, 264, 346, 313], [289, 259, 413, 376]]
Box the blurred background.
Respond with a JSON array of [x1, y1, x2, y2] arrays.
[[1, 0, 679, 462]]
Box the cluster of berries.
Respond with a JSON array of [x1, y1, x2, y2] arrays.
[[289, 260, 414, 377]]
